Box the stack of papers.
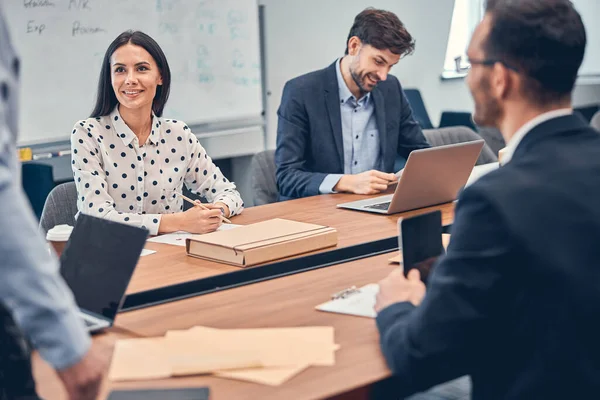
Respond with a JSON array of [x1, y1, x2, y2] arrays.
[[109, 326, 338, 386]]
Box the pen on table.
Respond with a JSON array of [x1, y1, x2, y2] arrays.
[[175, 193, 232, 224]]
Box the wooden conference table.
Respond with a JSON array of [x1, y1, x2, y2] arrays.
[[33, 193, 456, 399], [129, 193, 455, 293]]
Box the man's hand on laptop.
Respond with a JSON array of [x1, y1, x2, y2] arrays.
[[334, 170, 397, 194], [57, 342, 107, 400]]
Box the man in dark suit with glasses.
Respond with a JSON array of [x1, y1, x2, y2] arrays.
[[375, 0, 600, 398]]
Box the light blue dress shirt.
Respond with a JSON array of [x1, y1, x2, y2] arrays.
[[0, 4, 90, 370], [319, 58, 381, 193]]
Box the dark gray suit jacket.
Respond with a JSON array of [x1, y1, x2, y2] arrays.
[[376, 114, 600, 399], [275, 61, 430, 201]]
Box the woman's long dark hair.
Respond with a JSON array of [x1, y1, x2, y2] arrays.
[[90, 30, 171, 117]]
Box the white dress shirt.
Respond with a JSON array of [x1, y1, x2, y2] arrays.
[[501, 108, 572, 165], [71, 107, 244, 235]]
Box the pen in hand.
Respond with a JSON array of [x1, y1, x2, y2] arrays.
[[175, 192, 232, 224], [387, 169, 404, 186]]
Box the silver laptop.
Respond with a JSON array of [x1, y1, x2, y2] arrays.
[[59, 214, 148, 333], [337, 140, 485, 214]]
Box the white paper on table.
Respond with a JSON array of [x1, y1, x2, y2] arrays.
[[140, 249, 157, 256], [466, 162, 499, 187], [217, 223, 241, 232], [315, 283, 380, 318], [147, 224, 242, 247], [147, 231, 193, 247]]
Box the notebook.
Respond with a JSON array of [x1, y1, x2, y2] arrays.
[[186, 218, 337, 267], [315, 284, 379, 318]]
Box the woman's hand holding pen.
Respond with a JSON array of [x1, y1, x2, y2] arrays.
[[204, 202, 231, 218], [180, 205, 222, 233], [158, 206, 222, 234], [158, 193, 232, 234]]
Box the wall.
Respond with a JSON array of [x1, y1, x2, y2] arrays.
[[260, 0, 600, 148]]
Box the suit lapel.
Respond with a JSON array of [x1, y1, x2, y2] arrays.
[[371, 88, 388, 169], [324, 62, 344, 168]]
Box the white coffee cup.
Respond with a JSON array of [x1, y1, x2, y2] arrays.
[[46, 224, 73, 257]]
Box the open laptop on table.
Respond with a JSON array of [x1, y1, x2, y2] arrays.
[[337, 140, 484, 214], [59, 214, 148, 333]]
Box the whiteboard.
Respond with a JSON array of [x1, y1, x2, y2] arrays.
[[5, 0, 263, 145], [572, 0, 600, 77]]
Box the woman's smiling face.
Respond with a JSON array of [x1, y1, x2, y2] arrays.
[[110, 43, 163, 113]]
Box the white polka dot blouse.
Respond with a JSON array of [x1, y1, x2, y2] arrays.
[[70, 107, 244, 235]]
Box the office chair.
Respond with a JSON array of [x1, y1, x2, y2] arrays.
[[589, 111, 600, 132], [404, 88, 503, 155], [250, 149, 278, 206], [423, 127, 498, 165], [404, 89, 434, 129], [21, 162, 55, 221], [574, 104, 600, 123], [39, 181, 77, 234]]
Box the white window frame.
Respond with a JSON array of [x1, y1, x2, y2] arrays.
[[441, 0, 485, 80]]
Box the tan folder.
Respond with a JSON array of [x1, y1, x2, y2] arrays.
[[186, 218, 337, 267]]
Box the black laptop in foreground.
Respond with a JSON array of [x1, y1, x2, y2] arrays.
[[59, 213, 148, 333]]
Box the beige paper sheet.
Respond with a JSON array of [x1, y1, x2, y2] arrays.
[[164, 329, 263, 376], [108, 338, 171, 382], [168, 326, 336, 367], [213, 364, 310, 386], [109, 326, 338, 384]]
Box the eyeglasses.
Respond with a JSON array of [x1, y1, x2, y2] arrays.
[[454, 55, 519, 73]]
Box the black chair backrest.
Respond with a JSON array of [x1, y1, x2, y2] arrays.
[[574, 105, 600, 123], [404, 89, 434, 130], [21, 162, 54, 220]]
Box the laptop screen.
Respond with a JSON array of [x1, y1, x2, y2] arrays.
[[59, 214, 148, 320]]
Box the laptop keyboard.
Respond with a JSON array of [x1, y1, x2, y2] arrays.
[[364, 202, 391, 211]]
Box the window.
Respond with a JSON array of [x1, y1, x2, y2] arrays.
[[442, 0, 484, 78]]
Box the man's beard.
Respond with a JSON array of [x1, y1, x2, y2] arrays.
[[472, 79, 502, 128], [350, 67, 378, 95]]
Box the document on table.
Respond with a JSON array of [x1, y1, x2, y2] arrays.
[[315, 284, 380, 318], [147, 224, 241, 247], [466, 162, 499, 187], [108, 325, 338, 386]]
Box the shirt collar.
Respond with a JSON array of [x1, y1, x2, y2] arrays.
[[335, 58, 370, 107], [501, 108, 572, 165], [110, 106, 160, 147], [147, 115, 160, 146]]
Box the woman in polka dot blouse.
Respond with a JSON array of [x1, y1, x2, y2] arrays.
[[71, 31, 244, 235]]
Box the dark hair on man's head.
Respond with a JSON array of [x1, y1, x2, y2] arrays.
[[345, 8, 415, 56], [91, 30, 171, 117], [483, 0, 586, 105]]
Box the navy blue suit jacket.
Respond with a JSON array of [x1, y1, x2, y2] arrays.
[[376, 114, 600, 399], [275, 61, 429, 201]]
